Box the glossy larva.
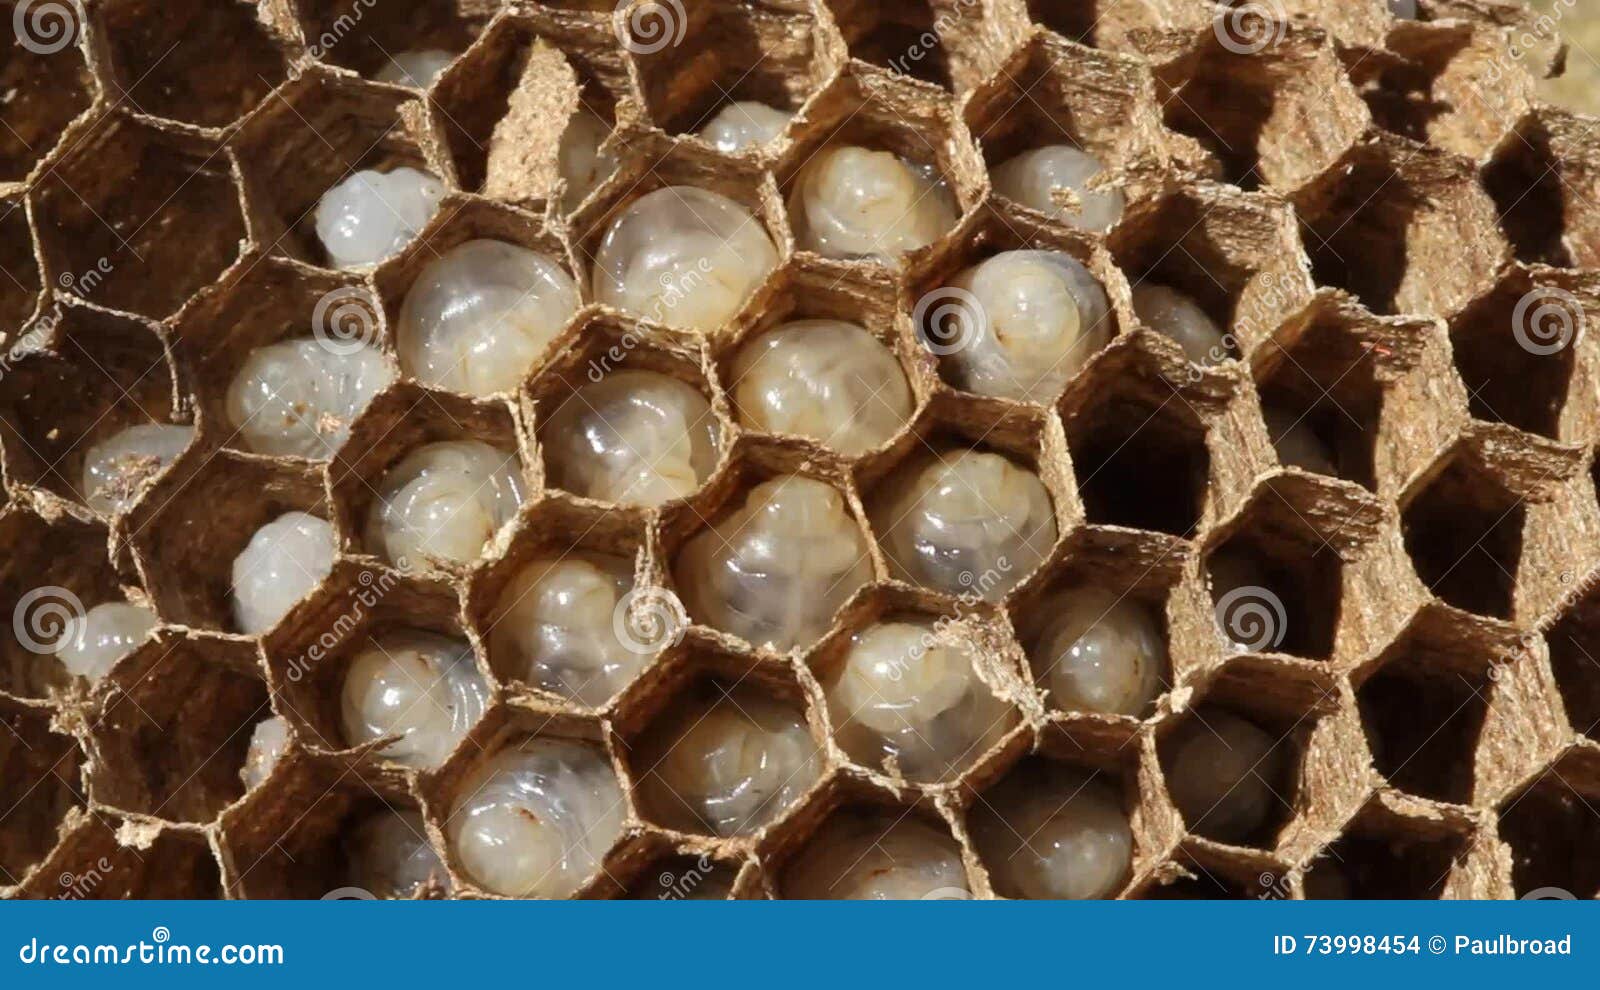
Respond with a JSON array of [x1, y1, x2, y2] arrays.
[[230, 512, 338, 635], [559, 107, 618, 213], [52, 601, 157, 683], [539, 370, 721, 506], [937, 250, 1112, 404], [364, 440, 525, 568], [728, 319, 913, 456], [825, 618, 1015, 782], [447, 737, 625, 898], [971, 763, 1133, 899], [314, 166, 445, 270], [788, 146, 958, 261], [488, 550, 651, 707], [592, 186, 778, 332], [396, 240, 579, 397], [374, 50, 455, 89], [339, 630, 490, 769], [81, 423, 195, 516], [1263, 405, 1337, 475], [349, 809, 450, 899], [697, 101, 793, 153], [674, 474, 873, 652], [1131, 283, 1230, 365], [240, 715, 289, 790], [1165, 710, 1287, 843], [643, 687, 821, 837], [784, 814, 969, 900], [870, 449, 1056, 602], [991, 145, 1125, 233], [226, 337, 395, 458], [1026, 587, 1166, 717]]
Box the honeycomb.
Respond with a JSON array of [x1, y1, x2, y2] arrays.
[[0, 0, 1598, 900]]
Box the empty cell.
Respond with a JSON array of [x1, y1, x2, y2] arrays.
[[1356, 660, 1489, 805], [1448, 274, 1581, 439], [1302, 828, 1465, 899], [0, 1, 94, 182], [0, 700, 82, 884], [296, 0, 488, 80], [823, 0, 952, 89], [1206, 533, 1341, 660], [1068, 389, 1209, 537], [1400, 456, 1523, 619], [1498, 779, 1600, 900]]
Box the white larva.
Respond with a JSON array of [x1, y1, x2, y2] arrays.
[[971, 763, 1134, 899], [558, 107, 618, 213], [697, 101, 793, 153], [592, 186, 778, 332], [373, 50, 455, 89], [240, 715, 289, 791], [1131, 283, 1230, 365], [80, 423, 195, 515], [674, 474, 873, 652], [230, 511, 338, 635], [784, 814, 970, 900], [226, 337, 395, 459], [788, 146, 958, 261], [728, 319, 913, 456], [1026, 587, 1166, 717], [339, 630, 490, 769], [52, 601, 158, 683], [870, 449, 1056, 602], [348, 809, 451, 899], [447, 737, 625, 898], [1165, 710, 1286, 843], [396, 240, 579, 397], [538, 370, 721, 507], [364, 440, 525, 568], [314, 166, 446, 270], [991, 145, 1125, 233]]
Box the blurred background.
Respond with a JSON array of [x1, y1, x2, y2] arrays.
[[1530, 0, 1599, 113]]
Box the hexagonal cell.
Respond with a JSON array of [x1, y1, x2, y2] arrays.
[[770, 65, 982, 271], [1301, 801, 1469, 899], [629, 0, 831, 144], [1545, 589, 1600, 743], [1483, 109, 1600, 269], [84, 633, 269, 823], [124, 452, 333, 636], [231, 72, 439, 269], [327, 382, 529, 575], [615, 645, 823, 840], [0, 0, 95, 183], [1293, 136, 1506, 319], [1497, 776, 1600, 900], [0, 198, 43, 333], [713, 262, 927, 459], [1063, 349, 1213, 538], [20, 816, 223, 899], [0, 697, 83, 886], [1204, 482, 1352, 660], [0, 303, 186, 513], [774, 795, 973, 899], [96, 0, 291, 128], [1447, 268, 1586, 439], [620, 851, 742, 900], [1354, 626, 1493, 805], [1400, 449, 1523, 619], [1010, 528, 1180, 720], [431, 9, 630, 201], [1157, 681, 1310, 850], [262, 573, 487, 772], [30, 115, 246, 319], [292, 0, 491, 81], [962, 34, 1172, 231], [1354, 20, 1534, 160], [1156, 20, 1368, 191], [219, 756, 442, 898], [968, 753, 1141, 899], [464, 497, 655, 710], [1252, 295, 1418, 489], [0, 511, 130, 699], [820, 0, 954, 89], [806, 589, 1024, 784], [1109, 185, 1315, 359]]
